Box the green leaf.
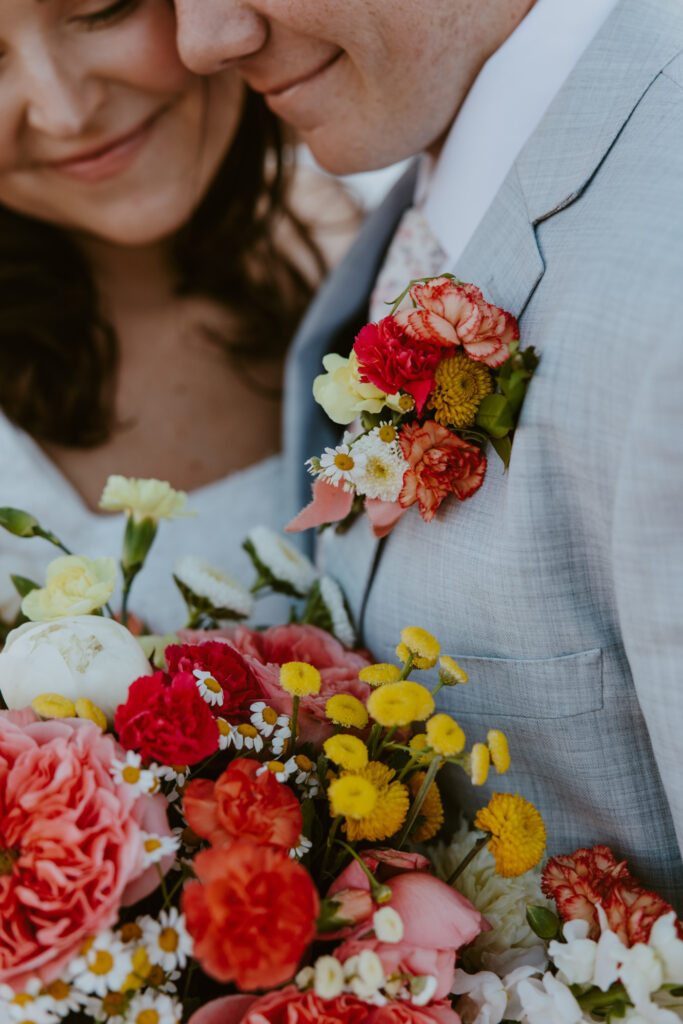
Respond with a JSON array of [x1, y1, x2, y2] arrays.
[[10, 574, 40, 599], [526, 904, 561, 939], [475, 394, 515, 438], [490, 435, 513, 468]]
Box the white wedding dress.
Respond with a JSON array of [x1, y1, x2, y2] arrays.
[[0, 413, 292, 634]]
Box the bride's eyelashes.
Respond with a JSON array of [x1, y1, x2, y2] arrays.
[[73, 0, 144, 30]]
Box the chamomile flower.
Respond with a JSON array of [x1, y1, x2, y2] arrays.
[[270, 726, 292, 757], [348, 432, 409, 502], [319, 442, 364, 490], [228, 722, 264, 752], [0, 978, 61, 1024], [110, 751, 160, 797], [38, 980, 87, 1019], [289, 835, 313, 860], [69, 933, 133, 997], [192, 669, 224, 708], [215, 717, 231, 750], [285, 753, 320, 795], [140, 832, 180, 869], [256, 760, 291, 782], [250, 702, 289, 738], [127, 990, 182, 1024], [140, 909, 193, 972]]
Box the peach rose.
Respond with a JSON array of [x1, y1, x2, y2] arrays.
[[0, 711, 172, 991]]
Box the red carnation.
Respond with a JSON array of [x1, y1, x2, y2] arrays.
[[182, 841, 319, 990], [399, 420, 486, 522], [165, 641, 263, 721], [183, 757, 302, 850], [115, 671, 219, 766], [354, 315, 453, 414], [542, 845, 681, 945]]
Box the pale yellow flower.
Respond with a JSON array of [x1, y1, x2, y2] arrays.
[[22, 555, 116, 621], [99, 475, 190, 522], [313, 352, 402, 425], [280, 662, 322, 697]]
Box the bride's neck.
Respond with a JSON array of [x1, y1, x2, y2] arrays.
[[76, 234, 176, 314]]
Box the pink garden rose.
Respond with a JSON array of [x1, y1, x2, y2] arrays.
[[189, 987, 461, 1024], [227, 624, 373, 747], [399, 421, 487, 522], [0, 711, 172, 991]]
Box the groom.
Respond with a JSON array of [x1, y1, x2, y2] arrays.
[[176, 0, 683, 906]]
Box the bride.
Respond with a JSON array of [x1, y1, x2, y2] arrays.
[[0, 0, 354, 631]]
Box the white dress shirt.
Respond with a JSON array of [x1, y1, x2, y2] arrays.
[[420, 0, 621, 265]]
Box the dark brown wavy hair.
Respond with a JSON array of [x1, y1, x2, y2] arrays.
[[0, 90, 323, 447]]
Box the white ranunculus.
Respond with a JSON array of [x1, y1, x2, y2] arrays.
[[0, 616, 151, 722]]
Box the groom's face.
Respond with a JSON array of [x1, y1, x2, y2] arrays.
[[175, 0, 511, 174]]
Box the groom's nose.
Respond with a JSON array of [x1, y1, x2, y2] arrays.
[[175, 0, 268, 75]]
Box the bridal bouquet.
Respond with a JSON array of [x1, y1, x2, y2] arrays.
[[288, 275, 538, 539]]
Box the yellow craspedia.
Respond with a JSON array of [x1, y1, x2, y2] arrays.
[[75, 698, 107, 731], [397, 627, 440, 670], [367, 681, 434, 727], [359, 663, 402, 687], [438, 656, 468, 686], [487, 730, 511, 774], [99, 475, 190, 523], [342, 762, 410, 842], [32, 693, 76, 718], [426, 714, 466, 756], [427, 349, 494, 428], [22, 554, 117, 622], [408, 770, 444, 842], [279, 662, 322, 697], [324, 734, 369, 772], [326, 694, 369, 729], [474, 792, 547, 877], [470, 743, 490, 785], [329, 774, 378, 819]]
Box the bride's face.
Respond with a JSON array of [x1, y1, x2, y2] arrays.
[[0, 0, 244, 246]]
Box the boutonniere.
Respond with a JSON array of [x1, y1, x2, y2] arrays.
[[287, 275, 538, 539]]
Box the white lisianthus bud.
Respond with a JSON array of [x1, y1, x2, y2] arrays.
[[313, 956, 345, 999], [410, 975, 438, 1006], [295, 966, 315, 990], [373, 906, 404, 943], [356, 950, 385, 993], [0, 616, 151, 722]]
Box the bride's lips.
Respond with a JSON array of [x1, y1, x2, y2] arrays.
[[261, 51, 343, 116], [42, 108, 167, 184]]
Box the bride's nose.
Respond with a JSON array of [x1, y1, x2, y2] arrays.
[[22, 51, 106, 138], [175, 0, 268, 75]]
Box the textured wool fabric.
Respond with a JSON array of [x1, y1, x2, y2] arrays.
[[283, 0, 683, 908]]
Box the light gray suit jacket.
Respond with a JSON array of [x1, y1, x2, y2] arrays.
[[283, 0, 683, 907]]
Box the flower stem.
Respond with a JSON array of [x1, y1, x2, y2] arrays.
[[396, 755, 442, 849], [335, 840, 391, 903], [398, 653, 413, 680], [290, 695, 300, 754], [155, 862, 169, 907], [321, 816, 342, 880], [446, 834, 490, 886]]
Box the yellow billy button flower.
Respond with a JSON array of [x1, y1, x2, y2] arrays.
[[326, 694, 369, 729], [280, 662, 322, 697], [32, 693, 76, 718], [409, 733, 433, 764], [341, 762, 410, 842], [398, 626, 440, 669], [324, 734, 369, 772], [359, 663, 402, 687], [75, 698, 107, 731], [474, 793, 547, 878], [487, 730, 511, 774], [329, 775, 378, 819], [427, 349, 494, 429], [367, 681, 435, 728], [408, 771, 444, 842], [438, 656, 468, 686], [470, 743, 491, 786], [426, 714, 466, 756]]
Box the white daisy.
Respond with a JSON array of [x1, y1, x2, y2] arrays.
[[250, 702, 290, 738], [127, 990, 182, 1024], [256, 760, 291, 783], [192, 669, 224, 708], [228, 722, 264, 752], [0, 978, 61, 1024], [245, 526, 317, 597], [318, 575, 356, 648], [110, 751, 160, 797], [69, 932, 133, 997], [215, 717, 231, 750], [140, 832, 180, 869], [284, 753, 319, 796], [289, 835, 313, 859], [36, 979, 87, 1019], [318, 442, 365, 490], [140, 910, 193, 972], [349, 433, 409, 502], [174, 556, 254, 619], [270, 724, 293, 757]]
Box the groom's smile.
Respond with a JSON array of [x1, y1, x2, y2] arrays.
[[175, 0, 535, 175]]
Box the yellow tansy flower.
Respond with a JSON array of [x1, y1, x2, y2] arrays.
[[75, 698, 107, 731], [409, 733, 433, 764], [32, 693, 76, 718], [342, 762, 409, 842], [329, 775, 378, 819], [359, 663, 402, 687], [280, 662, 322, 697], [470, 743, 490, 785], [396, 626, 440, 670], [367, 681, 434, 727], [427, 350, 494, 428], [438, 656, 468, 686], [487, 730, 511, 774], [426, 714, 466, 756], [324, 734, 369, 771], [474, 792, 547, 877], [326, 694, 369, 729], [408, 771, 444, 842]]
